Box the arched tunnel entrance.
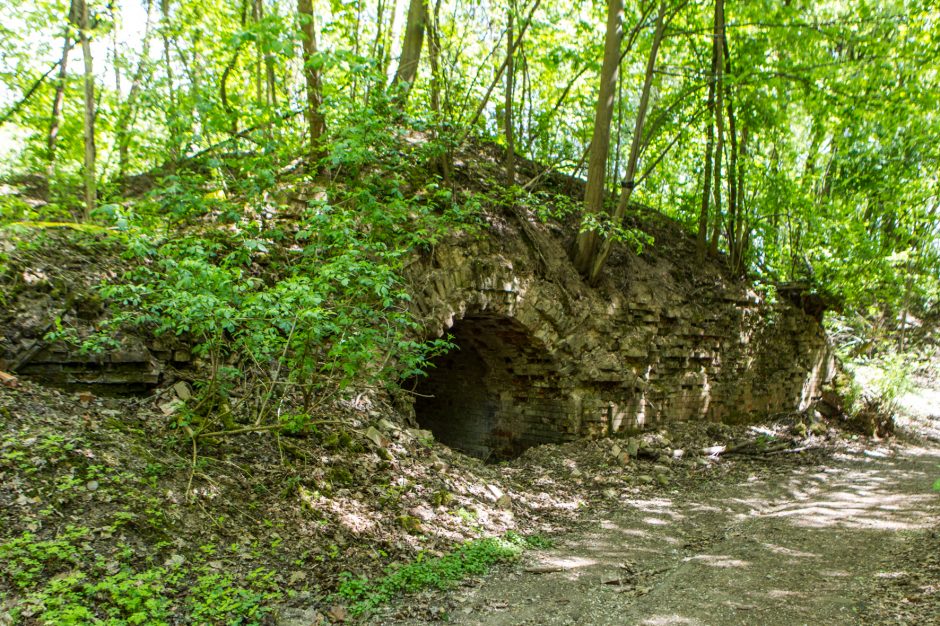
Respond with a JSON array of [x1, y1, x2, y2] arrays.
[[409, 316, 570, 461]]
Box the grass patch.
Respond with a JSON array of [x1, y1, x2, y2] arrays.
[[335, 532, 551, 615]]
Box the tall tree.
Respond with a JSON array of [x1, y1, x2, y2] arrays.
[[426, 0, 452, 183], [571, 0, 624, 275], [390, 0, 427, 105], [78, 0, 96, 220], [115, 0, 155, 182], [298, 0, 326, 166], [695, 0, 720, 261], [586, 1, 668, 285], [708, 0, 725, 254], [47, 0, 79, 180], [504, 0, 516, 184]]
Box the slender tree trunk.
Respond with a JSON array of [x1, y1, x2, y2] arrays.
[[159, 0, 180, 163], [111, 5, 122, 95], [465, 0, 541, 130], [116, 0, 154, 182], [571, 0, 623, 275], [78, 0, 96, 220], [427, 0, 442, 120], [732, 125, 749, 274], [695, 17, 718, 262], [48, 0, 78, 181], [504, 1, 516, 184], [351, 0, 362, 102], [249, 0, 277, 107], [221, 0, 250, 136], [252, 0, 264, 105], [708, 0, 725, 255], [427, 0, 452, 183], [384, 0, 401, 81], [610, 63, 624, 196], [370, 0, 386, 89], [390, 0, 427, 105], [587, 2, 667, 285], [723, 30, 739, 268], [298, 0, 326, 167]]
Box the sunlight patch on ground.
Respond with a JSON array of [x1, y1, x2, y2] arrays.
[[683, 554, 750, 568], [537, 555, 597, 570], [760, 543, 819, 558], [640, 615, 700, 625]]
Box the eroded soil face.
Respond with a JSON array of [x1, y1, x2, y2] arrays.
[[383, 441, 940, 625]]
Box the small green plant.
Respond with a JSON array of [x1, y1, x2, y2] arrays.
[[188, 567, 280, 625], [0, 526, 89, 589], [334, 533, 545, 616], [0, 529, 281, 624]]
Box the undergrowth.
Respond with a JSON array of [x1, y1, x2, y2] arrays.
[[334, 532, 552, 616], [0, 527, 279, 625]]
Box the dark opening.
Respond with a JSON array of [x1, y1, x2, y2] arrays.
[[410, 316, 568, 461]]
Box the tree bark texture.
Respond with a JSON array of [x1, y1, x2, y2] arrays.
[[708, 0, 725, 255], [571, 0, 624, 275], [298, 0, 327, 166], [48, 0, 79, 179], [586, 1, 667, 285], [504, 2, 516, 184], [390, 0, 427, 104], [79, 0, 96, 220]]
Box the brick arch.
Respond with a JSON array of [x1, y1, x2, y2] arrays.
[[411, 314, 571, 460]]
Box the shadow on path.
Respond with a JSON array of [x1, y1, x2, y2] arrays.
[[390, 443, 940, 625]]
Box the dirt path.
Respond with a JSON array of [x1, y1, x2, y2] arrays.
[[387, 443, 940, 625]]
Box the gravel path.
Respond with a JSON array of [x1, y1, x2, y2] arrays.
[[387, 442, 940, 625]]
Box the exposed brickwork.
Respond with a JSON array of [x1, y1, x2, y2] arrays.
[[413, 317, 568, 460], [405, 209, 835, 459]]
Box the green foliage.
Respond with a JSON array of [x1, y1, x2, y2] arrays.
[[87, 148, 462, 430], [0, 527, 280, 624], [0, 526, 89, 590], [0, 0, 936, 354], [578, 212, 654, 255], [188, 568, 279, 625], [335, 532, 546, 615]]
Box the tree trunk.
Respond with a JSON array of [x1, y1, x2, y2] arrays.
[[708, 0, 725, 255], [48, 0, 79, 181], [570, 0, 624, 275], [586, 2, 667, 285], [723, 30, 740, 269], [390, 0, 427, 105], [504, 1, 516, 184], [78, 0, 96, 221], [298, 0, 326, 166], [252, 0, 264, 105], [732, 125, 749, 274], [159, 0, 180, 163], [695, 16, 718, 262], [427, 0, 452, 183], [465, 0, 541, 131], [116, 0, 154, 183], [351, 0, 363, 102]]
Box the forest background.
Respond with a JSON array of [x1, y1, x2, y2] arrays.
[[1, 0, 938, 391]]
